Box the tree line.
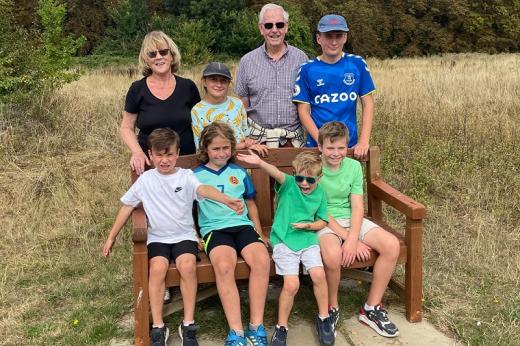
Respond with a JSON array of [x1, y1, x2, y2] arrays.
[[2, 0, 519, 105], [12, 0, 520, 59]]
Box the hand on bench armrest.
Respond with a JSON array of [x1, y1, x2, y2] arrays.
[[131, 207, 147, 243], [368, 179, 426, 220]]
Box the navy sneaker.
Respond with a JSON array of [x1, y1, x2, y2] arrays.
[[359, 304, 399, 337], [245, 324, 268, 346], [315, 315, 335, 346], [178, 323, 199, 345], [328, 306, 340, 336], [225, 330, 247, 346], [150, 326, 169, 346], [270, 325, 288, 346]]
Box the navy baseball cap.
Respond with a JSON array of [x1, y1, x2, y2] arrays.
[[202, 62, 232, 80], [317, 14, 349, 33]]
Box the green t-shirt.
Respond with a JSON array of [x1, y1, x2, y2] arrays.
[[320, 157, 364, 219], [270, 174, 328, 251]]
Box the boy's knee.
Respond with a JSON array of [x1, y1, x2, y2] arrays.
[[283, 280, 300, 296], [385, 235, 400, 259], [176, 255, 196, 275], [322, 250, 341, 270], [213, 260, 235, 277], [149, 260, 168, 278], [310, 268, 327, 284], [251, 250, 270, 269]]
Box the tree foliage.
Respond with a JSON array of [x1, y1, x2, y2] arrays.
[[0, 0, 83, 102], [6, 0, 520, 63]]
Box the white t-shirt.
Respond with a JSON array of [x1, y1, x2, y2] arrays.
[[121, 168, 203, 245]]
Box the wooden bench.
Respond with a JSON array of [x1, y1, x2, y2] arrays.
[[131, 146, 426, 345]]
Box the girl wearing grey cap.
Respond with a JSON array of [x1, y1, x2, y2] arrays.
[[191, 62, 269, 156]]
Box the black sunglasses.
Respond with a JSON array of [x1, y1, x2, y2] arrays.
[[263, 22, 285, 30], [294, 175, 318, 184], [147, 48, 170, 59]]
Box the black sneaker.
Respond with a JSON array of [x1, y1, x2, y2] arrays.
[[150, 326, 169, 346], [359, 304, 399, 338], [328, 306, 340, 336], [178, 323, 199, 345], [270, 325, 288, 346], [315, 315, 335, 346]]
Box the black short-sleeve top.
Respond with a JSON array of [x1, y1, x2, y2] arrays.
[[124, 75, 201, 155]]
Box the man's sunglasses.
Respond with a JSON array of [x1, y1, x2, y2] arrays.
[[295, 175, 318, 184], [147, 49, 170, 59], [263, 22, 285, 30]]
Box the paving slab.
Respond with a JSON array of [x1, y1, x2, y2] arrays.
[[342, 307, 459, 346], [194, 320, 351, 346]]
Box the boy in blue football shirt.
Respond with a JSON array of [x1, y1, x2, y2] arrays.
[[293, 14, 375, 159]]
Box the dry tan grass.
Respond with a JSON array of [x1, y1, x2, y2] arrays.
[[0, 54, 519, 345]]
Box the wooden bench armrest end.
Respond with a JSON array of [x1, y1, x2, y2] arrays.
[[132, 207, 147, 243], [368, 179, 426, 220]]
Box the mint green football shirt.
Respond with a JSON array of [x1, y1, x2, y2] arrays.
[[320, 157, 364, 219]]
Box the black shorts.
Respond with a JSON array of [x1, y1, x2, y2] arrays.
[[203, 225, 263, 255], [147, 240, 198, 263]]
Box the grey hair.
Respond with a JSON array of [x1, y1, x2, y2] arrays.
[[258, 3, 289, 24]]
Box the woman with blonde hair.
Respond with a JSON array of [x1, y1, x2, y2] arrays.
[[121, 31, 201, 175]]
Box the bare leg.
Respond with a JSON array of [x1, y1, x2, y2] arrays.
[[308, 267, 329, 317], [319, 234, 342, 308], [149, 257, 169, 326], [277, 275, 299, 327], [241, 242, 270, 325], [209, 246, 242, 331], [175, 253, 197, 322], [362, 228, 400, 305]]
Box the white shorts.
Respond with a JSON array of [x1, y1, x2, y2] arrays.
[[272, 243, 323, 276], [317, 218, 380, 242]]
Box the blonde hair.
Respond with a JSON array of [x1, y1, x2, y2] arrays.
[[292, 151, 322, 176], [138, 31, 181, 77], [197, 122, 237, 163]]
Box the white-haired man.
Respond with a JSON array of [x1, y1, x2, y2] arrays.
[[235, 3, 308, 148]]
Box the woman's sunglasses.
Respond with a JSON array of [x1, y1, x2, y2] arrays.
[[263, 22, 285, 30], [147, 49, 170, 59], [294, 175, 318, 184]]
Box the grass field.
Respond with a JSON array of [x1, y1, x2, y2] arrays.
[[0, 53, 518, 345]]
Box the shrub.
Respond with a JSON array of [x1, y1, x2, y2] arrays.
[[150, 15, 215, 66], [0, 0, 83, 105]]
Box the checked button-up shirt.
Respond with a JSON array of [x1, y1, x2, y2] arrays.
[[235, 43, 308, 132]]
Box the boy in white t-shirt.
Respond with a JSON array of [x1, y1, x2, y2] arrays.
[[102, 128, 243, 346]]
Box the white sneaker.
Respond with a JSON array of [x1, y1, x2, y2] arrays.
[[163, 288, 171, 304]]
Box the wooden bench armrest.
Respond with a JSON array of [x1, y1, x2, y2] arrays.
[[132, 207, 148, 243], [368, 179, 426, 220]]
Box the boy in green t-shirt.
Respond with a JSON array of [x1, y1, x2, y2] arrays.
[[317, 121, 401, 338], [237, 151, 335, 346]]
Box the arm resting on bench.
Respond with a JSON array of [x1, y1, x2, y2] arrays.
[[368, 179, 426, 220]]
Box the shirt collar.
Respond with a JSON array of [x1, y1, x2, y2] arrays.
[[262, 42, 289, 60]]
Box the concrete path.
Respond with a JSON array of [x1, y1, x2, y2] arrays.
[[111, 309, 457, 346], [342, 307, 459, 346], [163, 309, 457, 345]]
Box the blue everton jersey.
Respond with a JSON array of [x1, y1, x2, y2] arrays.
[[193, 163, 255, 237], [293, 53, 375, 147]]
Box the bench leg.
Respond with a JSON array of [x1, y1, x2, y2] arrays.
[[133, 245, 150, 345], [405, 218, 423, 322]]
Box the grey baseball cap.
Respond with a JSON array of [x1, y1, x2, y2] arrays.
[[317, 14, 349, 33], [202, 62, 232, 80]]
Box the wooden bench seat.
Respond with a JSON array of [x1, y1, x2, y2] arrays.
[[131, 147, 426, 345]]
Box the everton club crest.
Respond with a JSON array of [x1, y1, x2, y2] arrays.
[[343, 73, 355, 86]]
